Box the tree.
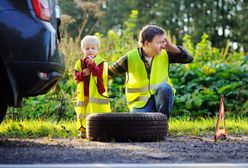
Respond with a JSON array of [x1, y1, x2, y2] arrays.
[[59, 0, 105, 42], [59, 0, 248, 51]]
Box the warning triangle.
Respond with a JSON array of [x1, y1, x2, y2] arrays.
[[214, 95, 227, 142]]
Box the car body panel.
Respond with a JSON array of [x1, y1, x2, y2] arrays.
[[0, 0, 65, 109]]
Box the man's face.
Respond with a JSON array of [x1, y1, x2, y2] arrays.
[[146, 34, 164, 56]]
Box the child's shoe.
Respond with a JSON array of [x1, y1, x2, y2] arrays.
[[77, 126, 86, 138]]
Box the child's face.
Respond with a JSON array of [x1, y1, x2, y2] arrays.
[[82, 43, 98, 58]]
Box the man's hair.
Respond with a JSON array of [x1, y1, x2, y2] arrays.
[[138, 25, 165, 47], [81, 35, 100, 49]]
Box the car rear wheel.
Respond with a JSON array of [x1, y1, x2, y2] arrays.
[[0, 62, 8, 124], [0, 99, 8, 123], [86, 112, 168, 142]]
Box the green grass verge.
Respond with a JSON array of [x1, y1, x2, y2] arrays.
[[0, 118, 247, 138], [169, 117, 248, 136], [0, 119, 78, 138]]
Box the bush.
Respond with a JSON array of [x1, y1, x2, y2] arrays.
[[5, 11, 248, 120]]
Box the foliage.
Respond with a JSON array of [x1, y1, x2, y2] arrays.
[[96, 9, 139, 62], [59, 0, 248, 52], [5, 10, 248, 121], [59, 0, 106, 40], [171, 34, 247, 119], [170, 62, 248, 119]]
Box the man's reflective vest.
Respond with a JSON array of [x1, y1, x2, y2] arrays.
[[126, 48, 175, 110], [74, 56, 110, 129]]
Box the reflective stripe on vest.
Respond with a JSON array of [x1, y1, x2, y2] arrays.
[[76, 97, 109, 106], [126, 95, 150, 105], [77, 113, 85, 119], [89, 97, 109, 104], [76, 100, 86, 107], [126, 77, 168, 93]]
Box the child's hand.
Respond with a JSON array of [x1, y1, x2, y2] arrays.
[[82, 68, 90, 76], [85, 57, 95, 65]]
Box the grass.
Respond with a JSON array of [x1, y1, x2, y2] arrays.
[[0, 119, 78, 138], [0, 118, 247, 138], [169, 117, 248, 136]]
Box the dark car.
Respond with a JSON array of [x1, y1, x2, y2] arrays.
[[0, 0, 65, 123]]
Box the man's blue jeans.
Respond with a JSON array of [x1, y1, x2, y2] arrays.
[[131, 83, 174, 119]]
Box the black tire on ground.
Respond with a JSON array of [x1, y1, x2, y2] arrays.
[[0, 61, 9, 124], [86, 112, 168, 142]]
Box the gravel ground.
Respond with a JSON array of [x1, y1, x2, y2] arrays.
[[0, 136, 248, 164]]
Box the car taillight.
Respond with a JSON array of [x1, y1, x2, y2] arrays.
[[32, 0, 51, 21]]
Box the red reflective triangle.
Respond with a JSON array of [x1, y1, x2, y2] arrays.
[[214, 95, 227, 142]]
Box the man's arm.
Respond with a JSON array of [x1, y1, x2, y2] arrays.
[[108, 55, 128, 79], [167, 46, 193, 64], [163, 37, 193, 64]]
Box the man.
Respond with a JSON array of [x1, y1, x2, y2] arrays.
[[108, 25, 193, 119]]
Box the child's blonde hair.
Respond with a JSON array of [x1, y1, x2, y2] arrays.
[[80, 35, 100, 50]]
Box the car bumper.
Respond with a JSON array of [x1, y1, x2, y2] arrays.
[[6, 61, 65, 97]]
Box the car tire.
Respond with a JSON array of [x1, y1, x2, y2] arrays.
[[86, 112, 168, 142], [0, 66, 8, 124], [0, 99, 8, 124]]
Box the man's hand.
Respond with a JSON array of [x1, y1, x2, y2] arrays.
[[162, 37, 181, 54]]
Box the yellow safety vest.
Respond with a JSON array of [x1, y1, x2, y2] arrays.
[[126, 48, 175, 110], [74, 56, 110, 129]]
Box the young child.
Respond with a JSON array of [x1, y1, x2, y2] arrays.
[[74, 35, 110, 138]]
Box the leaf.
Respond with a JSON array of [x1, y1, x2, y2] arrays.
[[217, 82, 242, 94], [193, 97, 203, 107]]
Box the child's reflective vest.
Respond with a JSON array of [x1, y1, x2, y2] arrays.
[[74, 56, 110, 129], [126, 49, 175, 110]]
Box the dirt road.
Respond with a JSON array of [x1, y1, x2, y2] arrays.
[[0, 136, 248, 164]]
